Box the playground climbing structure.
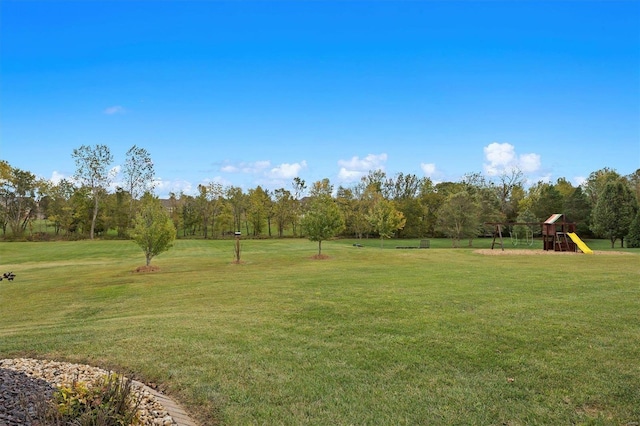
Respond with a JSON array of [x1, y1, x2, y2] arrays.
[[487, 213, 592, 254]]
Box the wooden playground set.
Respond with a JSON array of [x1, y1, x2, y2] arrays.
[[487, 213, 593, 254]]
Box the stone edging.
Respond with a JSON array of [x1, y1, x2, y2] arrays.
[[136, 381, 199, 426], [0, 358, 199, 426]]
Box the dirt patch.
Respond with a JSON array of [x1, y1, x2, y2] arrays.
[[474, 249, 632, 256], [311, 254, 330, 260], [133, 265, 161, 273]]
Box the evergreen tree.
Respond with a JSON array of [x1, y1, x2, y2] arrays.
[[591, 181, 636, 248], [626, 209, 640, 248]]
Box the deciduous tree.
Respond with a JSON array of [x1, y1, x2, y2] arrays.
[[301, 193, 345, 256], [0, 162, 40, 237], [72, 144, 114, 239], [563, 186, 591, 236], [226, 186, 246, 233], [290, 177, 307, 236], [583, 167, 622, 207], [531, 182, 564, 220], [492, 169, 524, 221], [247, 186, 271, 236], [309, 178, 333, 197], [273, 188, 294, 237], [367, 195, 406, 248], [44, 179, 76, 235], [436, 191, 482, 248], [196, 185, 213, 239], [131, 194, 176, 266], [123, 145, 155, 226]]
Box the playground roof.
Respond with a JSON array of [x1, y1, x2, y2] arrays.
[[544, 214, 564, 224]]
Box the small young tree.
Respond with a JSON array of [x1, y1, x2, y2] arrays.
[[300, 193, 345, 256], [131, 195, 176, 266]]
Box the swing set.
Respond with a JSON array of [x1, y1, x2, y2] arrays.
[[487, 214, 584, 252], [510, 227, 535, 246], [486, 222, 543, 251]]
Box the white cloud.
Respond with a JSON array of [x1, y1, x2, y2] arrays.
[[541, 173, 553, 183], [199, 176, 233, 188], [337, 153, 387, 183], [338, 167, 364, 181], [222, 160, 272, 174], [269, 161, 307, 179], [420, 163, 437, 177], [338, 153, 387, 171], [104, 105, 125, 115], [219, 159, 307, 188], [221, 165, 239, 173], [518, 153, 542, 173], [573, 176, 587, 186], [250, 161, 271, 172], [154, 178, 193, 197], [483, 142, 541, 176], [49, 171, 67, 184]]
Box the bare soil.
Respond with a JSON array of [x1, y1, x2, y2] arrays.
[[134, 265, 161, 272], [474, 249, 632, 256]]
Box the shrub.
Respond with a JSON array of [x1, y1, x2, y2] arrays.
[[33, 373, 141, 426]]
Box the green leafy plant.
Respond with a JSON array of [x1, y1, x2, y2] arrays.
[[34, 373, 141, 426]]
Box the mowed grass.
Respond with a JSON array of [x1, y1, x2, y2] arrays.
[[0, 239, 638, 425]]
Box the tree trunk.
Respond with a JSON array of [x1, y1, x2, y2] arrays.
[[318, 240, 322, 256], [90, 196, 99, 240]]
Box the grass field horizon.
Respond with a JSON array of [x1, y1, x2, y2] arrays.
[[1, 238, 638, 425]]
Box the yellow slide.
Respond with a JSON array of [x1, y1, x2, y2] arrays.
[[567, 232, 593, 254]]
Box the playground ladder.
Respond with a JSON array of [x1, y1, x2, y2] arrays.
[[555, 232, 569, 251]]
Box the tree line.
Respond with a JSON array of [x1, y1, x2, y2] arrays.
[[1, 144, 639, 248]]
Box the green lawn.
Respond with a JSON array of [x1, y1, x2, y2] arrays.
[[0, 239, 638, 425]]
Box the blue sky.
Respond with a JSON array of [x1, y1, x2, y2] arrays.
[[1, 1, 638, 197]]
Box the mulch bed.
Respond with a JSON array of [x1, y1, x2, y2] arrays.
[[134, 265, 161, 273]]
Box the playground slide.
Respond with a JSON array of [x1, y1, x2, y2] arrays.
[[567, 232, 593, 254]]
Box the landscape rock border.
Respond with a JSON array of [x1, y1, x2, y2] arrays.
[[0, 358, 198, 426]]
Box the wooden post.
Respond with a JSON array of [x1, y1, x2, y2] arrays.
[[491, 224, 504, 251], [234, 231, 241, 263]]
